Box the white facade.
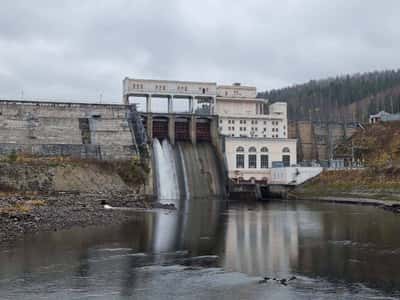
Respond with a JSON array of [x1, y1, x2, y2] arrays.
[[216, 83, 296, 183], [225, 137, 297, 182], [215, 84, 288, 139]]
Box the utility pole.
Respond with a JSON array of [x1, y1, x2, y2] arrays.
[[351, 140, 354, 168]]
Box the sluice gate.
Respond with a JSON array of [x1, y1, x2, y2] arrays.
[[140, 113, 217, 145]]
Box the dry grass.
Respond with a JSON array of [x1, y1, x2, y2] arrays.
[[296, 168, 400, 201], [0, 199, 46, 214]]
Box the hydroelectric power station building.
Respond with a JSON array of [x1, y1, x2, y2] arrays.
[[123, 78, 300, 186]]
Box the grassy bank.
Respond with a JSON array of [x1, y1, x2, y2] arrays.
[[293, 168, 400, 201]]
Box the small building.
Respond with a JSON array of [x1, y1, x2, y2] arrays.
[[224, 137, 297, 183], [369, 111, 391, 124], [369, 111, 400, 124]]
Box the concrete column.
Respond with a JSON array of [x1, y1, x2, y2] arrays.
[[146, 114, 153, 142], [210, 97, 216, 115], [210, 116, 220, 148], [189, 115, 196, 145], [168, 115, 176, 145], [146, 94, 152, 113], [188, 96, 194, 114], [123, 94, 129, 105], [168, 96, 173, 113]]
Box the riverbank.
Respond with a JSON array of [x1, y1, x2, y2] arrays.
[[292, 168, 400, 200], [291, 195, 400, 214], [291, 168, 400, 213], [0, 192, 174, 245]]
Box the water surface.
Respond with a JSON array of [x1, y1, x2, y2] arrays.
[[1, 200, 400, 299]]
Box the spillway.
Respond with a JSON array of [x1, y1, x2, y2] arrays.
[[152, 138, 224, 203], [152, 138, 225, 254], [153, 139, 180, 203]]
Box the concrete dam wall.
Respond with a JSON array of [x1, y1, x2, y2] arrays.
[[153, 138, 225, 202], [0, 100, 138, 160], [288, 121, 359, 163]]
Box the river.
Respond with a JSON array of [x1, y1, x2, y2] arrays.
[[1, 199, 400, 299]]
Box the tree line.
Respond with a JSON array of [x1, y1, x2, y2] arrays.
[[259, 69, 400, 122]]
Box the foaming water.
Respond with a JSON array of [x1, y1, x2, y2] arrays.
[[152, 138, 224, 202], [153, 139, 180, 203]]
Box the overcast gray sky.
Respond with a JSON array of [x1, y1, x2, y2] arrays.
[[0, 0, 399, 102]]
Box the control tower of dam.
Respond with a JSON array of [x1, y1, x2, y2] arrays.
[[123, 78, 227, 202]]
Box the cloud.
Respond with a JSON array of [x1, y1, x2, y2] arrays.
[[0, 0, 399, 102]]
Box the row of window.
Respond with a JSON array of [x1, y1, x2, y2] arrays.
[[155, 85, 166, 91], [236, 154, 291, 168], [132, 83, 143, 89], [177, 86, 188, 92], [236, 146, 290, 153], [222, 119, 281, 126], [221, 126, 282, 133]]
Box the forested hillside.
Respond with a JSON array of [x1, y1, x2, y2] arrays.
[[259, 70, 400, 122]]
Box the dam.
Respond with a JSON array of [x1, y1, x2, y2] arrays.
[[0, 98, 226, 200]]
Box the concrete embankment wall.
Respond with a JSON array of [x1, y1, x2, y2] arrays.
[[0, 100, 137, 160], [289, 121, 358, 162]]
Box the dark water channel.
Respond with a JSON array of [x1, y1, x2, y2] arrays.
[[1, 199, 400, 299]]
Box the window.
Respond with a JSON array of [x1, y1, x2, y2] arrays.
[[261, 155, 269, 168], [248, 155, 257, 168], [220, 120, 223, 124], [282, 147, 290, 153], [282, 155, 290, 167], [232, 120, 235, 124], [236, 146, 244, 152], [264, 121, 267, 125], [232, 126, 235, 131], [236, 154, 245, 168], [261, 147, 269, 152], [249, 146, 257, 152]]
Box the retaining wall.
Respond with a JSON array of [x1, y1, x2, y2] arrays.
[[0, 100, 137, 160]]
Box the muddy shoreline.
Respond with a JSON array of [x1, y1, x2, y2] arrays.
[[293, 195, 400, 214], [0, 192, 173, 246]]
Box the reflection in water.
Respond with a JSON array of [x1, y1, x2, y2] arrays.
[[1, 201, 400, 299], [223, 203, 300, 276]]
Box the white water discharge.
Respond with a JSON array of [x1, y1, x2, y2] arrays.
[[153, 138, 181, 254], [153, 138, 180, 203]]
